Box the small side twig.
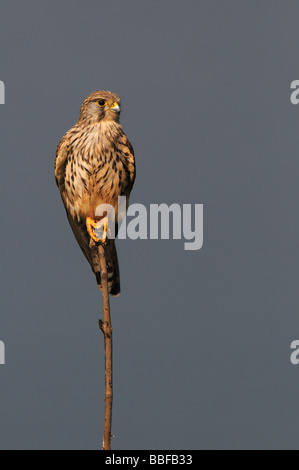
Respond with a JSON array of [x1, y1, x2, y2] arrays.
[[98, 244, 113, 451]]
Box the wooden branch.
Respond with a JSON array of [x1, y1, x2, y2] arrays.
[[98, 243, 113, 451]]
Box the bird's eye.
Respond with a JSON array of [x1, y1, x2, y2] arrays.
[[97, 99, 107, 107]]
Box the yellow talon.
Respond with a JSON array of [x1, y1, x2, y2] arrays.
[[102, 221, 108, 244], [86, 217, 100, 242], [86, 217, 108, 244]]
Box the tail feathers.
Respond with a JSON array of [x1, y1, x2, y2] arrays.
[[90, 239, 120, 297], [65, 211, 120, 296]]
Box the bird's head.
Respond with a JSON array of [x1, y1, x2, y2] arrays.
[[78, 90, 121, 124]]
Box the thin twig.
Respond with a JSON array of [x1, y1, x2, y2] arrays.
[[98, 243, 113, 451]]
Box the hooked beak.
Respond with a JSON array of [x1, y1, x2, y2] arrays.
[[110, 102, 120, 113]]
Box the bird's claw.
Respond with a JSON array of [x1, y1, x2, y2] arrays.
[[86, 216, 108, 244]]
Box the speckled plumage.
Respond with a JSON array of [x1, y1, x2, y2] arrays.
[[55, 91, 136, 296]]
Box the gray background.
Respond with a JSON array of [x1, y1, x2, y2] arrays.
[[0, 0, 298, 450]]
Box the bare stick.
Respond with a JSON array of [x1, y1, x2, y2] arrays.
[[89, 239, 113, 450], [98, 244, 113, 450]]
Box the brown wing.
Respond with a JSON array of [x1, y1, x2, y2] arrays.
[[55, 132, 121, 295], [55, 132, 95, 268], [119, 134, 136, 197]]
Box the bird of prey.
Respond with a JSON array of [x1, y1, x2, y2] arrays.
[[55, 91, 136, 296]]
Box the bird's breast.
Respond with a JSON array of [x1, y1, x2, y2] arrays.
[[66, 126, 130, 220]]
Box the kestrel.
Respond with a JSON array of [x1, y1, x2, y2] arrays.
[[55, 91, 136, 296]]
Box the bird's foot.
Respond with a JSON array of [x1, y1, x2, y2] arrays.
[[86, 217, 100, 242], [86, 216, 108, 244]]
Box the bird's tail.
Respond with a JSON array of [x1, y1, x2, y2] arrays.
[[90, 239, 120, 297]]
